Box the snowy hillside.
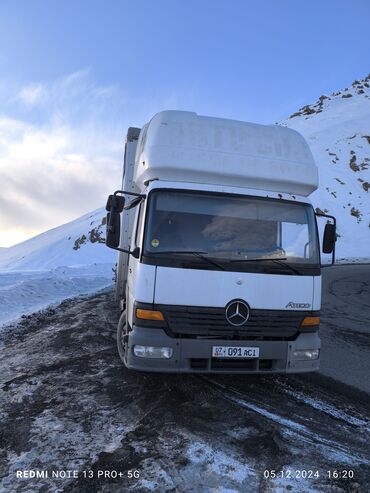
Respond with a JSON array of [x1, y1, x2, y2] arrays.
[[0, 208, 114, 270], [0, 209, 115, 327], [282, 74, 370, 259]]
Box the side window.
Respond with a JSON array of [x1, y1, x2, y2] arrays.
[[134, 203, 145, 248], [281, 222, 310, 258]]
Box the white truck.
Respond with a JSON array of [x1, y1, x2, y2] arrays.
[[105, 110, 336, 373]]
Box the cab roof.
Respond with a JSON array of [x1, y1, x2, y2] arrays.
[[134, 110, 318, 197]]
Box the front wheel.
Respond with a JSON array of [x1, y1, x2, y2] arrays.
[[117, 310, 128, 365]]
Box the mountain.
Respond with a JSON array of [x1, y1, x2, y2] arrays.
[[281, 74, 370, 260], [0, 75, 369, 272], [0, 208, 115, 327], [0, 208, 114, 270]]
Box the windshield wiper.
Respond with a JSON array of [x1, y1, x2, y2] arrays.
[[146, 250, 225, 270], [230, 257, 303, 276], [147, 250, 208, 254], [192, 251, 226, 271]]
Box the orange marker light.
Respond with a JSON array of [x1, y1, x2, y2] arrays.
[[136, 309, 165, 321], [301, 316, 320, 327]]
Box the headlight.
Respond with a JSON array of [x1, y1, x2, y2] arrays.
[[133, 345, 173, 359], [293, 349, 320, 360]]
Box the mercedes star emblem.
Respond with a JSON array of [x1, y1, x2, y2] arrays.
[[225, 300, 250, 326]]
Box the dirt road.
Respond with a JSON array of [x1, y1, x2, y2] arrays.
[[0, 266, 369, 492]]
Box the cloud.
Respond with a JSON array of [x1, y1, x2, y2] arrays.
[[0, 69, 194, 246], [12, 69, 121, 123], [0, 114, 122, 245], [17, 84, 45, 106], [0, 71, 126, 246]]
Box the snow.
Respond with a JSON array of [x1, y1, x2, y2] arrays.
[[266, 466, 323, 493], [0, 208, 115, 328], [207, 377, 370, 467], [0, 207, 113, 270], [0, 264, 114, 328], [281, 387, 370, 430], [186, 441, 255, 482], [282, 74, 370, 259]]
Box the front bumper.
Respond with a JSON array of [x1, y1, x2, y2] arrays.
[[124, 325, 321, 373]]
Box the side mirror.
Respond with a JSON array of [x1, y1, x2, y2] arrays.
[[106, 194, 125, 212], [106, 211, 121, 248], [322, 223, 336, 254], [104, 189, 145, 256]]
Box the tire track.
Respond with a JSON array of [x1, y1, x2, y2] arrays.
[[200, 376, 370, 468]]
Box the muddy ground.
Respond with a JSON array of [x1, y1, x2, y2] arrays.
[[0, 266, 369, 492]]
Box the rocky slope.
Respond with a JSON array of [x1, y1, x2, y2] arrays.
[[282, 74, 370, 259], [0, 208, 113, 270]]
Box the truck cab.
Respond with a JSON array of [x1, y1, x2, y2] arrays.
[[106, 111, 336, 373]]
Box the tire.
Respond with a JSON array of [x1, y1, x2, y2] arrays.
[[117, 310, 128, 365]]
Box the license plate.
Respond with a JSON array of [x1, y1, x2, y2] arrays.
[[212, 346, 260, 358]]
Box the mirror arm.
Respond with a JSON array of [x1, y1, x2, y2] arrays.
[[110, 190, 146, 212], [315, 212, 336, 228], [124, 196, 144, 210], [104, 243, 140, 258], [114, 190, 146, 199]]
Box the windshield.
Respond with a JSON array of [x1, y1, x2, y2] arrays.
[[143, 190, 319, 267]]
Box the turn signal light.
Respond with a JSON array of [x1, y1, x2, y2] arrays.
[[136, 309, 165, 321], [301, 316, 320, 327]]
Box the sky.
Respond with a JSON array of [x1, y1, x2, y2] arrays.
[[0, 0, 369, 247]]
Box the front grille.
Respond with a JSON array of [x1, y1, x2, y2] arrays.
[[189, 357, 275, 371], [160, 305, 307, 339], [211, 358, 257, 370], [190, 358, 208, 369]]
